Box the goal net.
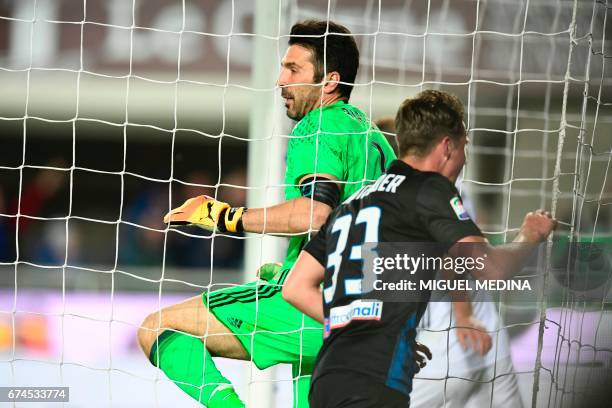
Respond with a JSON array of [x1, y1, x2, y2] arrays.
[[0, 0, 609, 407]]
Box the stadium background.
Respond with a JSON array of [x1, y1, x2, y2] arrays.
[[0, 0, 610, 407]]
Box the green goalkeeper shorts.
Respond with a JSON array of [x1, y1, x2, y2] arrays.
[[202, 271, 323, 370]]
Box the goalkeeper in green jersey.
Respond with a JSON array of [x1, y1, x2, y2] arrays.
[[137, 19, 396, 408]]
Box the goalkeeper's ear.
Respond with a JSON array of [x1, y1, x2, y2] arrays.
[[323, 71, 341, 95], [299, 174, 341, 209]]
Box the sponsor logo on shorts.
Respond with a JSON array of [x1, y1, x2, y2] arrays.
[[324, 299, 383, 337], [450, 196, 470, 220]]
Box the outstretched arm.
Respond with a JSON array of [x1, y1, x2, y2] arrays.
[[452, 210, 557, 281], [164, 173, 338, 235], [244, 172, 339, 234], [242, 196, 332, 234]]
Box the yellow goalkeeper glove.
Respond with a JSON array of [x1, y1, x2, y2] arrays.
[[163, 195, 247, 233]]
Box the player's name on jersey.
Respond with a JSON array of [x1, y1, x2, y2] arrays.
[[372, 278, 532, 292], [350, 173, 406, 201]]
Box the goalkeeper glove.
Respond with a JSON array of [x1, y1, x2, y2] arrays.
[[163, 195, 247, 233], [256, 262, 282, 281]]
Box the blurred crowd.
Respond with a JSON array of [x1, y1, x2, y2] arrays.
[[0, 161, 247, 271], [2, 154, 608, 272]]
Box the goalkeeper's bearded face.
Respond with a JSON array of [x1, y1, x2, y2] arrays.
[[278, 45, 324, 121]]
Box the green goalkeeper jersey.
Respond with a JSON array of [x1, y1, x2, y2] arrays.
[[281, 100, 396, 272]]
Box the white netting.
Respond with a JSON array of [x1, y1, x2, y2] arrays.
[[0, 0, 610, 407]]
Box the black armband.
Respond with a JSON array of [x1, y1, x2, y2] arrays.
[[299, 176, 341, 209]]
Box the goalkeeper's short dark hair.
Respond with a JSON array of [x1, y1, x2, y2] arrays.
[[395, 90, 466, 157], [289, 20, 359, 100]]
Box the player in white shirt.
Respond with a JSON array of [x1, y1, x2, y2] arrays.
[[373, 117, 524, 408], [410, 180, 524, 408]]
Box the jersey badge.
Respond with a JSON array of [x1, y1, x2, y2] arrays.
[[450, 196, 470, 220]]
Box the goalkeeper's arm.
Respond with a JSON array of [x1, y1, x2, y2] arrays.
[[164, 173, 339, 234], [241, 196, 332, 234]]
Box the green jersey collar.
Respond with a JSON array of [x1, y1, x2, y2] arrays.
[[298, 100, 347, 124]]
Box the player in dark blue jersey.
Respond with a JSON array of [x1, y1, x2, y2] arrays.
[[282, 90, 557, 408]]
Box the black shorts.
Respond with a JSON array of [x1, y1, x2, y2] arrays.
[[309, 372, 409, 408]]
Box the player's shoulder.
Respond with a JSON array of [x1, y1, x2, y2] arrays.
[[415, 170, 456, 195], [289, 102, 376, 147], [413, 172, 469, 218], [385, 162, 458, 205], [319, 102, 371, 133], [327, 187, 365, 222]]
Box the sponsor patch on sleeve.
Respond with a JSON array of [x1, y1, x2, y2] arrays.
[[450, 196, 470, 220]]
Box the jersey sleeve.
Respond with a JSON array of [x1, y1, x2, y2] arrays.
[[302, 219, 330, 267], [415, 175, 483, 244], [286, 128, 345, 185]]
